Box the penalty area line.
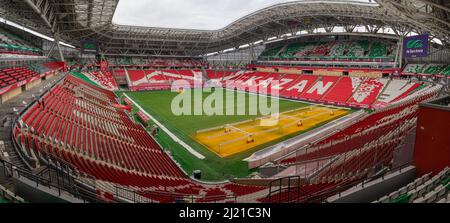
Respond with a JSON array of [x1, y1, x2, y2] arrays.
[[123, 93, 206, 160]]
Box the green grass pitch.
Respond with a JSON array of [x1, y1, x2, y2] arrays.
[[118, 88, 325, 181]]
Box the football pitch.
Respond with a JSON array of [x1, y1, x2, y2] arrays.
[[119, 88, 350, 181]]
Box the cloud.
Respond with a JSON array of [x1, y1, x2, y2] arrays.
[[112, 0, 298, 30]]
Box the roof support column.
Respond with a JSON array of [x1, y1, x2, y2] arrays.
[[46, 41, 57, 58], [54, 34, 65, 62], [395, 37, 404, 69]]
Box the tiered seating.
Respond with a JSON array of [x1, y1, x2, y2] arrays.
[[403, 64, 450, 77], [116, 57, 133, 65], [127, 69, 207, 91], [280, 42, 311, 59], [128, 70, 148, 87], [280, 100, 419, 165], [87, 70, 118, 90], [346, 40, 369, 59], [308, 42, 335, 57], [222, 71, 427, 109], [0, 66, 40, 89], [348, 78, 389, 107], [422, 64, 447, 75], [373, 79, 410, 107], [43, 62, 64, 71], [260, 45, 283, 58], [261, 178, 359, 203], [329, 41, 351, 58], [205, 70, 231, 80], [260, 39, 396, 61], [403, 64, 425, 74], [300, 76, 339, 101], [228, 71, 270, 92], [14, 75, 267, 203], [322, 77, 362, 104], [0, 29, 41, 55], [391, 84, 432, 103], [374, 167, 449, 203], [317, 137, 401, 179], [145, 70, 170, 83], [279, 75, 318, 99], [439, 66, 450, 76], [294, 42, 321, 58], [136, 111, 150, 127], [106, 57, 205, 68], [177, 70, 204, 86], [369, 41, 389, 58], [113, 70, 128, 85]]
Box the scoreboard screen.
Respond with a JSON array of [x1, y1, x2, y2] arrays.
[[80, 40, 99, 54]]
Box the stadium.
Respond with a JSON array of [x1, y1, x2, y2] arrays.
[[0, 0, 449, 204]]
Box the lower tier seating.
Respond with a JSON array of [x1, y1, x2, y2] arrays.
[[224, 71, 427, 109], [14, 74, 267, 203], [403, 64, 450, 76], [86, 70, 118, 90], [374, 167, 449, 203], [127, 69, 205, 91]]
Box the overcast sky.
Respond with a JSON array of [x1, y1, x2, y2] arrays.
[[112, 0, 300, 30]]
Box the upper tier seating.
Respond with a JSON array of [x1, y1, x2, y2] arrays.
[[260, 39, 396, 61], [441, 66, 450, 76], [346, 40, 370, 59], [260, 46, 283, 58], [280, 43, 312, 59], [369, 41, 389, 58], [14, 75, 267, 203], [0, 29, 41, 55], [105, 58, 206, 68]]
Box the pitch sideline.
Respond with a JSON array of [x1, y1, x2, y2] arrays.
[[123, 93, 206, 159]]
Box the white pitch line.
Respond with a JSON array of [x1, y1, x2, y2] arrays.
[[123, 93, 205, 159]]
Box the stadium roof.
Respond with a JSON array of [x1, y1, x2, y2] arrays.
[[0, 0, 449, 56], [112, 0, 304, 30]]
